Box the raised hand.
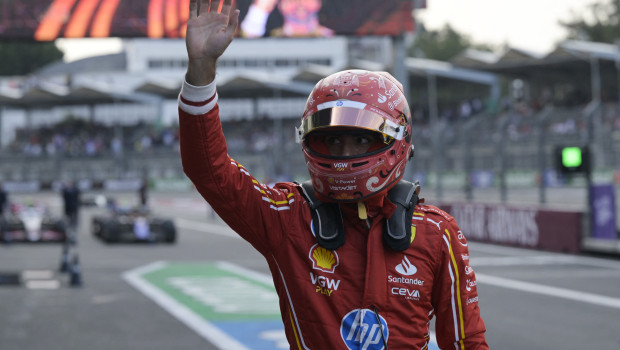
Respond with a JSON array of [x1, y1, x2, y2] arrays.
[[185, 0, 240, 86]]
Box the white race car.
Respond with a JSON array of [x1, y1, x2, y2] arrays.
[[0, 203, 67, 243]]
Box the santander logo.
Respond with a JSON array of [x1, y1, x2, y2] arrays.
[[395, 256, 417, 276]]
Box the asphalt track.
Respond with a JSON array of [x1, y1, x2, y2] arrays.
[[1, 190, 620, 350]]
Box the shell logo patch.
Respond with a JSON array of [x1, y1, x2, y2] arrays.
[[308, 244, 339, 273]]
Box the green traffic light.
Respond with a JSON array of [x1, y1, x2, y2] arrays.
[[562, 147, 582, 168]]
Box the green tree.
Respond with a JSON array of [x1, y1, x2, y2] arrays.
[[409, 24, 494, 61], [0, 42, 63, 76], [560, 0, 620, 43]]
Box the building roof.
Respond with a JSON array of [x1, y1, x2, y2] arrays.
[[405, 57, 498, 86], [34, 53, 127, 76]]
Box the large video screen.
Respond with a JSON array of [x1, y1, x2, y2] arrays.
[[0, 0, 414, 41]]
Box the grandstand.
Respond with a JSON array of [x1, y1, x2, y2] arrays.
[[1, 38, 619, 202]]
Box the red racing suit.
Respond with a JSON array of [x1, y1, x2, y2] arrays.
[[179, 81, 488, 350]]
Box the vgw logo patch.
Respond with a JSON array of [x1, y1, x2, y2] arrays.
[[340, 309, 388, 350]]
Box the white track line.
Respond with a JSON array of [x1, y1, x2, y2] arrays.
[[173, 220, 620, 310], [470, 241, 620, 269], [470, 243, 620, 309], [123, 261, 250, 350], [471, 255, 578, 266], [174, 218, 238, 238], [475, 273, 620, 310]]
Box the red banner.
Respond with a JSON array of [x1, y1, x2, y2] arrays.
[[439, 202, 583, 254], [0, 0, 414, 40]]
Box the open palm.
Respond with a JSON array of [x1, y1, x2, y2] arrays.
[[186, 0, 239, 62]]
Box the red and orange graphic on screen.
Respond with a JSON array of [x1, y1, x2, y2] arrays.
[[34, 0, 197, 40], [0, 0, 413, 40]]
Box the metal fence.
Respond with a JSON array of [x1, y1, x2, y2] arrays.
[[1, 102, 618, 202]]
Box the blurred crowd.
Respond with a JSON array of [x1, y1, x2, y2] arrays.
[[2, 116, 302, 158], [222, 117, 299, 154], [5, 118, 180, 157], [4, 94, 620, 159]]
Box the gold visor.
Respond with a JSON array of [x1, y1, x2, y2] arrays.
[[296, 106, 405, 144]]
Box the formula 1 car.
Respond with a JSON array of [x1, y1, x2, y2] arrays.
[[0, 203, 67, 243], [80, 193, 110, 208], [91, 205, 176, 243]]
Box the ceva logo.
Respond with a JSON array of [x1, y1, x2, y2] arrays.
[[308, 244, 339, 273], [395, 256, 417, 276], [341, 309, 388, 350]]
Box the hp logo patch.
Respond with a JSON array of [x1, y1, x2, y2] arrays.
[[340, 309, 388, 350]]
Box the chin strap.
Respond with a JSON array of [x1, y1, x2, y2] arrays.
[[383, 180, 420, 251], [299, 181, 346, 250], [299, 180, 421, 252]]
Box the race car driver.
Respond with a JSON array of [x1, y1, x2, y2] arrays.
[[178, 0, 489, 348]]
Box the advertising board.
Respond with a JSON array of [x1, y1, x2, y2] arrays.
[[0, 0, 414, 40]]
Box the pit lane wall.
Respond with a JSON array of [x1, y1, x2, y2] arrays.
[[438, 202, 584, 254]]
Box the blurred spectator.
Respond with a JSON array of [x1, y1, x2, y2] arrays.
[[459, 99, 472, 119], [471, 98, 483, 114], [138, 178, 149, 207], [0, 182, 7, 217], [111, 136, 123, 156], [61, 181, 81, 230], [161, 128, 175, 147]]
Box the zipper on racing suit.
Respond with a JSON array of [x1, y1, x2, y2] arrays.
[[373, 306, 388, 349]]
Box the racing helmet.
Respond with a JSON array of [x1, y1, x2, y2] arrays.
[[296, 69, 413, 202]]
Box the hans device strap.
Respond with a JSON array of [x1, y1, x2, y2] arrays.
[[298, 182, 346, 250], [299, 180, 421, 251], [383, 180, 420, 251]]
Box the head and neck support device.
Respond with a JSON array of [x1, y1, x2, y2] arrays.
[[299, 180, 421, 251]]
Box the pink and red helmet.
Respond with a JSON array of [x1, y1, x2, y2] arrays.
[[296, 69, 414, 203]]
